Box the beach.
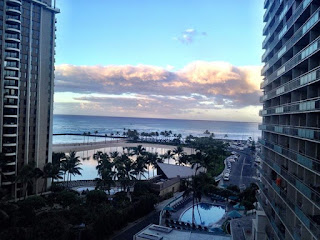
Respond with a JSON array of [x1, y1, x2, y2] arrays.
[[52, 140, 194, 155]]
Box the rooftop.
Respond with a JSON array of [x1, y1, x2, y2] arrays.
[[157, 163, 203, 179], [133, 224, 232, 240]]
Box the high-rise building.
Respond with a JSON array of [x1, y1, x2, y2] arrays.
[[259, 0, 320, 239], [0, 0, 59, 199]]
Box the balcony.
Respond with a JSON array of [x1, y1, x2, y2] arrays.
[[262, 0, 294, 46], [258, 146, 320, 208], [5, 33, 20, 43], [262, 36, 320, 89], [6, 27, 20, 34], [2, 181, 14, 186], [260, 97, 320, 116], [6, 6, 21, 15], [7, 0, 22, 6], [259, 123, 320, 143], [3, 133, 17, 137], [256, 193, 287, 240], [261, 66, 320, 102], [4, 75, 19, 81], [3, 171, 16, 176], [5, 15, 20, 24], [258, 167, 320, 239], [258, 135, 320, 173], [263, 0, 276, 23], [4, 93, 18, 100], [4, 152, 16, 157], [262, 0, 316, 63], [3, 142, 17, 147]]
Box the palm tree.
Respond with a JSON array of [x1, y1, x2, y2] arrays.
[[52, 152, 65, 167], [114, 153, 136, 191], [87, 132, 91, 144], [62, 151, 82, 187], [83, 132, 87, 144], [16, 161, 42, 199], [173, 146, 185, 165], [133, 156, 147, 180], [161, 150, 174, 164], [96, 153, 113, 176], [93, 151, 104, 161], [146, 152, 161, 178], [133, 145, 146, 156], [94, 130, 98, 142], [41, 163, 63, 194], [110, 151, 120, 161], [95, 153, 115, 194]]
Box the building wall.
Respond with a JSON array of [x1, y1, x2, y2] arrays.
[[159, 181, 180, 197], [260, 0, 320, 240], [0, 0, 58, 199]]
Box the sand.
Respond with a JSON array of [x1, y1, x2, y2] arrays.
[[52, 140, 194, 154]]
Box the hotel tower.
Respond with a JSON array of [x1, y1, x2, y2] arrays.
[[0, 0, 59, 199], [259, 0, 320, 239]]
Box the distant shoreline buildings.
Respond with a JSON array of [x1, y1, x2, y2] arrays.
[[0, 0, 59, 199]]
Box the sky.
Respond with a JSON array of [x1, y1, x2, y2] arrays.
[[54, 0, 265, 122]]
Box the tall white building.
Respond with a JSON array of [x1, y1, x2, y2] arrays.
[[259, 0, 320, 239], [0, 0, 59, 199]]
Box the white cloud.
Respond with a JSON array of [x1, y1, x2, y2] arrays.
[[54, 61, 263, 121]]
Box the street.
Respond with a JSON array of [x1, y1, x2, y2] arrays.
[[221, 148, 256, 189]]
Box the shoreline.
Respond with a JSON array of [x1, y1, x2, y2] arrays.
[[52, 140, 194, 154]]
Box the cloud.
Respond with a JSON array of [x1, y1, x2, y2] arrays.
[[174, 28, 207, 44], [54, 61, 262, 120]]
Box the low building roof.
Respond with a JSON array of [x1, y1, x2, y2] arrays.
[[157, 163, 202, 179], [134, 224, 231, 240]]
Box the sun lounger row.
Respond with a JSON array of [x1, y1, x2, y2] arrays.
[[171, 197, 192, 211], [165, 219, 209, 231]]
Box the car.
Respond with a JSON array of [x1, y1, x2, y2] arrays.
[[225, 169, 231, 174], [223, 175, 230, 181]]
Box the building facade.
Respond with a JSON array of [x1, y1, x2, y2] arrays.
[[259, 0, 320, 239], [0, 0, 58, 199]]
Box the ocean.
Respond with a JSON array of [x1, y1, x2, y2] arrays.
[[53, 114, 261, 144]]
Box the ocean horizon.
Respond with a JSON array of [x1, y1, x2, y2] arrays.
[[53, 114, 261, 144]]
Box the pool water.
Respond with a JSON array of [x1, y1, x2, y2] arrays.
[[180, 203, 225, 226]]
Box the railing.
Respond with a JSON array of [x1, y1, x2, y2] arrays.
[[258, 145, 320, 208], [259, 124, 320, 143], [260, 66, 320, 102], [258, 166, 320, 238], [262, 34, 320, 89], [258, 130, 320, 172], [6, 15, 20, 21], [256, 193, 286, 240], [262, 0, 294, 47], [262, 2, 315, 74], [260, 97, 320, 116], [262, 0, 314, 63], [263, 0, 277, 26]]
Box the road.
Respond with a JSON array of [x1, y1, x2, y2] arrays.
[[221, 148, 256, 190]]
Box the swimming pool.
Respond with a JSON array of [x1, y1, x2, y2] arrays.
[[180, 203, 225, 226]]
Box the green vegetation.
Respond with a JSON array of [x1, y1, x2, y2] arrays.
[[0, 187, 157, 240]]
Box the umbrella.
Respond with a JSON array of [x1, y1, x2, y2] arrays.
[[228, 196, 239, 201], [210, 227, 224, 234], [228, 210, 242, 219], [233, 203, 245, 210], [164, 206, 174, 211]]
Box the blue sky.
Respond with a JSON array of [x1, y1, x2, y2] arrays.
[[54, 0, 264, 122]]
